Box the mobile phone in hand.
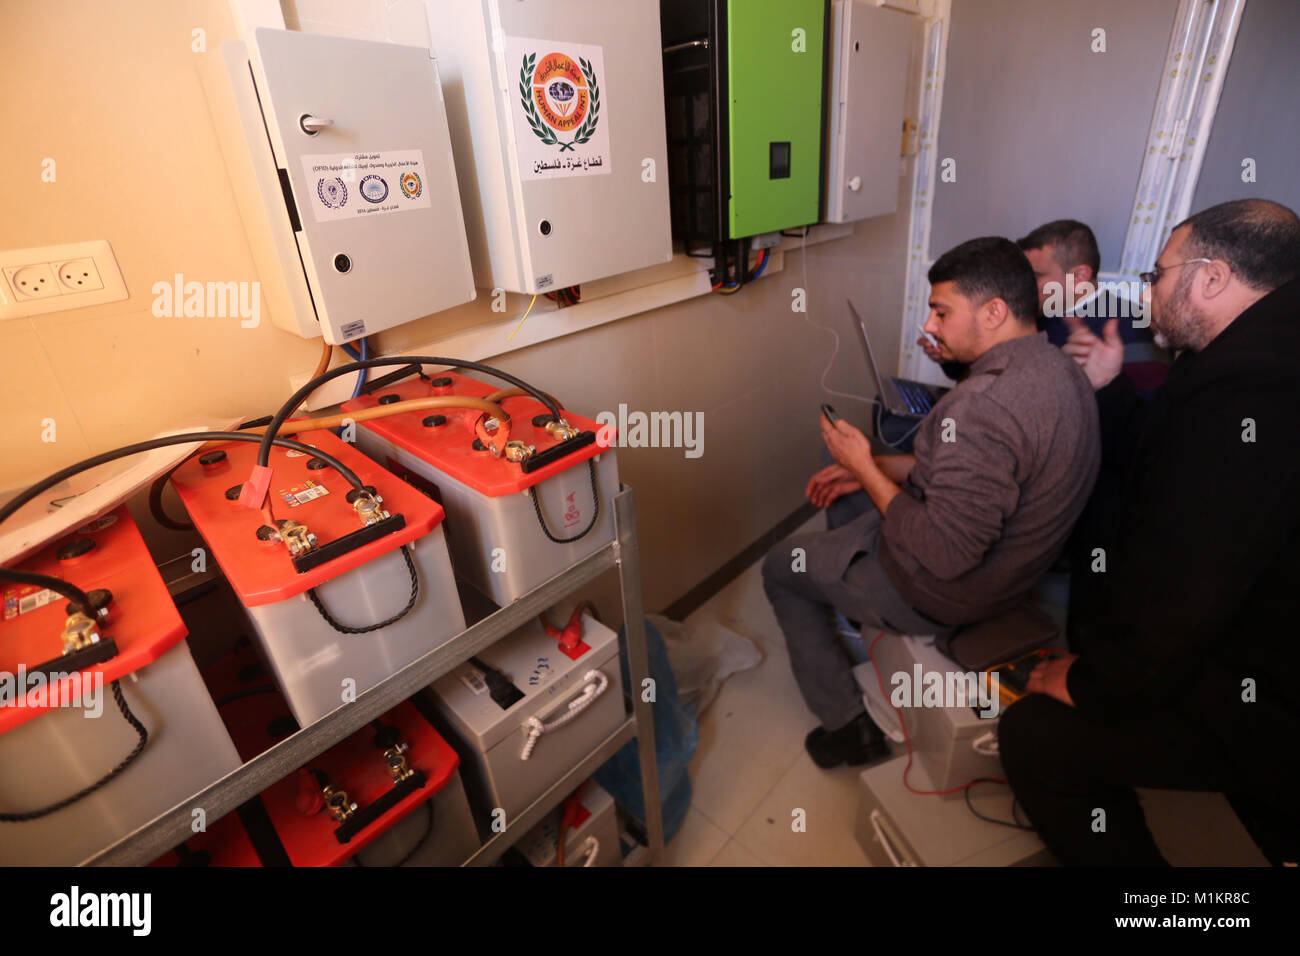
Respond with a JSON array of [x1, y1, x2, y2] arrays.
[[820, 403, 840, 425]]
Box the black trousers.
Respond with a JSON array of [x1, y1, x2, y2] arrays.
[[998, 695, 1260, 866]]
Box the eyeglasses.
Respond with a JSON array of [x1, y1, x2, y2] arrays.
[[1139, 258, 1212, 286]]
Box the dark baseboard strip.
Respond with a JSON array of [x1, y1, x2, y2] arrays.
[[660, 502, 819, 622]]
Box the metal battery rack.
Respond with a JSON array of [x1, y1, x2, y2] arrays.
[[83, 485, 664, 867]]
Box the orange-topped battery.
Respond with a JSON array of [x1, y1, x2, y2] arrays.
[[266, 701, 460, 867], [341, 371, 615, 497], [216, 673, 460, 867], [0, 506, 186, 734], [149, 811, 262, 868], [170, 428, 444, 608]]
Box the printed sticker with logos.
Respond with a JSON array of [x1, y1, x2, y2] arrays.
[[3, 585, 58, 621], [506, 37, 613, 181], [277, 480, 329, 508], [301, 149, 433, 222]]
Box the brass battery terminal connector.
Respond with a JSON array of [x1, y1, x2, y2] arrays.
[[504, 440, 536, 463], [349, 488, 390, 527], [383, 740, 416, 783], [278, 519, 317, 557], [59, 611, 103, 655], [322, 783, 357, 823], [544, 419, 581, 442]]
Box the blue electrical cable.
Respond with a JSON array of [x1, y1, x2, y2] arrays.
[[333, 339, 369, 437], [349, 338, 368, 400]]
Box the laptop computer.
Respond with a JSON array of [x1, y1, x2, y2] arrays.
[[848, 299, 949, 417]]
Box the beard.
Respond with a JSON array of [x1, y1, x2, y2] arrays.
[[1150, 271, 1213, 353]]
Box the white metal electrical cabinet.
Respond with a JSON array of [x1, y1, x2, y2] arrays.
[[825, 0, 912, 224], [220, 28, 476, 343], [432, 0, 674, 294]]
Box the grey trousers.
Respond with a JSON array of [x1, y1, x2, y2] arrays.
[[761, 508, 955, 731]]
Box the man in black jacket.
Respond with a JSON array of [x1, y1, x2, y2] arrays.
[[998, 198, 1300, 865]]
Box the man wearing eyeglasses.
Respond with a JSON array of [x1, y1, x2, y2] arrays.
[[997, 198, 1300, 865]]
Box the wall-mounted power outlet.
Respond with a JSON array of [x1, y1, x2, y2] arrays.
[[0, 240, 127, 319], [55, 258, 104, 293], [4, 263, 60, 301]]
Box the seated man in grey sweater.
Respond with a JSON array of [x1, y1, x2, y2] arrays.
[[764, 237, 1101, 768]]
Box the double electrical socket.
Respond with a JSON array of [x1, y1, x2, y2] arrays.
[[0, 240, 127, 319]]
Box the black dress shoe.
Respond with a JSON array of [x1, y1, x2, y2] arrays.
[[805, 713, 890, 769]]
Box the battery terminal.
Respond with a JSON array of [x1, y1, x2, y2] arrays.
[[59, 611, 103, 655], [278, 520, 317, 556], [544, 419, 580, 442], [504, 440, 536, 463], [349, 488, 390, 527], [383, 741, 415, 782], [322, 784, 357, 823]]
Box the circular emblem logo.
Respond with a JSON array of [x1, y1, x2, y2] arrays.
[[532, 53, 588, 133], [399, 171, 423, 199], [317, 177, 348, 209], [360, 174, 389, 204]]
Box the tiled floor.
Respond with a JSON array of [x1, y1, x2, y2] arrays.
[[650, 518, 1272, 868], [655, 516, 874, 867]]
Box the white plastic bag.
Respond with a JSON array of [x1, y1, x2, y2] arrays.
[[648, 614, 762, 718]]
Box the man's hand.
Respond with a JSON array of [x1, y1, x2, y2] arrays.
[[820, 414, 874, 475], [917, 334, 945, 364], [1025, 653, 1077, 707], [819, 414, 903, 514], [1062, 315, 1124, 390], [805, 462, 863, 509]]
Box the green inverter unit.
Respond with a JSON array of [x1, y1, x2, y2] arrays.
[[662, 0, 828, 249]]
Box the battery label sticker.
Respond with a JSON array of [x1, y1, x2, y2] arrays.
[[3, 586, 56, 620], [277, 480, 329, 508], [300, 149, 432, 223], [506, 37, 613, 181], [458, 665, 489, 696]]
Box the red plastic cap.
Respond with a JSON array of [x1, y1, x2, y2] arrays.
[[171, 429, 444, 606], [238, 465, 274, 510], [295, 768, 324, 816]]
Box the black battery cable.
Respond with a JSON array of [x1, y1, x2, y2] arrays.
[[0, 432, 362, 615], [0, 432, 352, 823], [0, 567, 94, 620], [256, 355, 564, 470], [147, 415, 276, 532]]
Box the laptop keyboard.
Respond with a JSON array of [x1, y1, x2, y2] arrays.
[[894, 379, 935, 415]]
